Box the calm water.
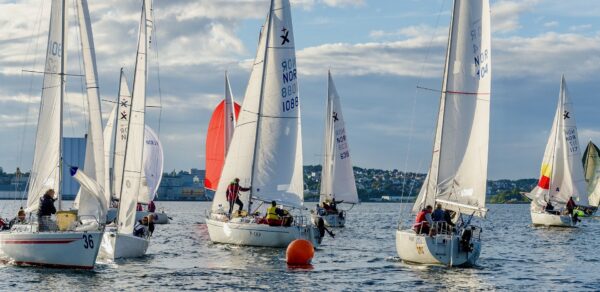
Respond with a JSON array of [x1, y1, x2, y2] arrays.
[[0, 201, 599, 291]]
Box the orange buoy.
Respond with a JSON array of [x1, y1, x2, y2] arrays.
[[286, 239, 314, 265]]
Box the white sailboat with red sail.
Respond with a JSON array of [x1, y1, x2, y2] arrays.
[[205, 0, 324, 248], [0, 0, 106, 269]]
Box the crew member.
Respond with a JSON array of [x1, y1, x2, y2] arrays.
[[413, 205, 433, 235], [227, 178, 251, 218]]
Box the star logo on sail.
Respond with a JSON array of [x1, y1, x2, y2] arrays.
[[120, 111, 128, 120], [120, 99, 129, 108], [332, 112, 339, 122], [280, 27, 290, 45], [563, 110, 570, 119]]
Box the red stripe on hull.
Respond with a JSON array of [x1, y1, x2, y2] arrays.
[[0, 239, 78, 244]]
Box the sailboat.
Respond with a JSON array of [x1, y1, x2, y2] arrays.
[[205, 0, 324, 248], [395, 0, 491, 266], [311, 71, 359, 228], [0, 0, 106, 269], [204, 73, 241, 196], [582, 141, 600, 208], [527, 76, 595, 227], [99, 0, 153, 259]]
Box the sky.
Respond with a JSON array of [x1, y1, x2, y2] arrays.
[[1, 0, 600, 180]]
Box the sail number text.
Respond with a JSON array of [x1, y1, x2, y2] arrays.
[[281, 58, 299, 113], [565, 128, 579, 154]]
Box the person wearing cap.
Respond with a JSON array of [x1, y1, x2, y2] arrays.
[[8, 207, 27, 229], [226, 178, 251, 218]]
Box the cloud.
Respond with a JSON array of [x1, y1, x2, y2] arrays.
[[491, 0, 539, 33]]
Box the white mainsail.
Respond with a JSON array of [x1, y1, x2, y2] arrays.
[[412, 0, 491, 217], [73, 0, 107, 222], [117, 0, 151, 235], [319, 72, 358, 204], [225, 73, 236, 153], [137, 126, 164, 203], [213, 0, 303, 210], [26, 0, 66, 212], [583, 141, 600, 207], [104, 103, 117, 201], [530, 76, 588, 208]]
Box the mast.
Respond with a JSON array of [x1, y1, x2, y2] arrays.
[[248, 0, 275, 213], [58, 0, 66, 210]]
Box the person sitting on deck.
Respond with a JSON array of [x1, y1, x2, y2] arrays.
[[148, 200, 156, 213], [266, 201, 292, 226], [431, 204, 454, 233], [544, 201, 560, 215], [413, 205, 433, 235], [8, 208, 26, 229], [227, 178, 251, 218], [133, 216, 154, 238], [566, 196, 580, 223]]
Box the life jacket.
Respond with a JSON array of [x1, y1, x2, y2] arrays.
[[266, 206, 280, 220], [413, 209, 430, 228]]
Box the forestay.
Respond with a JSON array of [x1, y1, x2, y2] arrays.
[[413, 0, 491, 217], [137, 126, 163, 203], [530, 77, 588, 208], [319, 72, 359, 204], [26, 0, 65, 212], [213, 0, 304, 210], [118, 0, 151, 235]]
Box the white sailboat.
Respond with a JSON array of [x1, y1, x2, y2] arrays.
[[0, 0, 106, 269], [205, 0, 324, 248], [527, 76, 594, 227], [311, 71, 359, 228], [582, 141, 600, 208], [395, 0, 491, 266], [99, 0, 153, 259]]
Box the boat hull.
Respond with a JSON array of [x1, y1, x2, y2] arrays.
[[106, 208, 170, 224], [99, 229, 149, 259], [531, 211, 576, 227], [0, 228, 103, 269], [311, 213, 345, 227], [395, 229, 480, 267], [206, 217, 322, 248]]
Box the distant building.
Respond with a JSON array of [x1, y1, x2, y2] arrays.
[[156, 169, 207, 201], [381, 195, 402, 202], [61, 137, 86, 200]]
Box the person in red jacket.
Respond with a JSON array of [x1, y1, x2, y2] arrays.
[[227, 178, 251, 218], [413, 205, 433, 235]]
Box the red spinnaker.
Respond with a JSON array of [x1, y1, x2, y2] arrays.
[[204, 100, 241, 191]]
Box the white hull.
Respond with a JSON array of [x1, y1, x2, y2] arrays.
[[107, 208, 170, 224], [206, 217, 322, 248], [0, 227, 103, 269], [311, 213, 345, 227], [531, 211, 576, 227], [395, 229, 480, 267], [99, 228, 149, 259]]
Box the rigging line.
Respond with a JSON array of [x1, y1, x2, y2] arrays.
[[74, 0, 88, 134], [150, 0, 163, 137], [17, 0, 46, 178], [21, 69, 85, 77], [400, 0, 448, 213]]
